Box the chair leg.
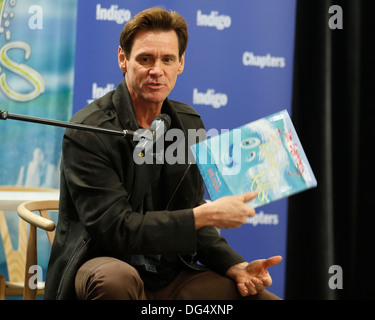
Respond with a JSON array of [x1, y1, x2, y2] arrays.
[[0, 274, 5, 300], [23, 226, 37, 300]]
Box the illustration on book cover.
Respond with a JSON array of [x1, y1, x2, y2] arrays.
[[190, 110, 317, 208]]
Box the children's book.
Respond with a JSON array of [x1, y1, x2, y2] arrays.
[[190, 110, 317, 208]]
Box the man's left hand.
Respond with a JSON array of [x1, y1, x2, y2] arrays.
[[226, 256, 282, 297]]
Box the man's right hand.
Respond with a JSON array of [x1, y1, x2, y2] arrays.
[[193, 191, 258, 230]]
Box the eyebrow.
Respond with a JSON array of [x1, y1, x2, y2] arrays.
[[135, 52, 177, 59]]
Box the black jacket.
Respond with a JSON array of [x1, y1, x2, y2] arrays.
[[44, 80, 245, 299]]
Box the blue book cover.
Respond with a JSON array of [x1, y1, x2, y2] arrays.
[[190, 110, 317, 208]]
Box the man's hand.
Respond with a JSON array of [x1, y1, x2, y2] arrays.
[[226, 256, 282, 296], [193, 191, 258, 229]]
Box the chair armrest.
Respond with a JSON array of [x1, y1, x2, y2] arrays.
[[17, 201, 56, 231]]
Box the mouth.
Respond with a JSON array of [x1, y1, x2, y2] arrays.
[[146, 82, 164, 89]]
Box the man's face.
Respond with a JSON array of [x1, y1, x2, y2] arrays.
[[118, 30, 185, 107]]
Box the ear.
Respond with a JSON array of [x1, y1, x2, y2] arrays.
[[118, 46, 127, 73], [177, 53, 185, 75]]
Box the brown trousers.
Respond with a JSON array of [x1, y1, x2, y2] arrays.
[[75, 257, 281, 300]]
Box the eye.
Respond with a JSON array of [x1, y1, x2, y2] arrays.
[[137, 55, 153, 65], [241, 137, 261, 149], [245, 151, 256, 162], [163, 56, 176, 64]]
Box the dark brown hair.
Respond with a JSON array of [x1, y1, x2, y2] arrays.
[[119, 7, 188, 60]]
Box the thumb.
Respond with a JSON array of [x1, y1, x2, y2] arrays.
[[264, 256, 283, 269]]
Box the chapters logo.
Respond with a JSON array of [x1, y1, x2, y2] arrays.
[[242, 52, 286, 69], [246, 211, 279, 226]]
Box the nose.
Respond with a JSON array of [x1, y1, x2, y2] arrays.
[[149, 60, 163, 78]]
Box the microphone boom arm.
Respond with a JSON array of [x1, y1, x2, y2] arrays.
[[0, 109, 135, 138]]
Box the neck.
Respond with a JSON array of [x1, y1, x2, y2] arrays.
[[134, 105, 161, 128], [126, 78, 162, 129]]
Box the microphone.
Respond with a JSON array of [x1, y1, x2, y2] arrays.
[[135, 114, 171, 158]]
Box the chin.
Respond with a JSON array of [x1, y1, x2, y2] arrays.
[[146, 93, 169, 104]]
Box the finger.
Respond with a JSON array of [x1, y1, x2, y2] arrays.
[[247, 208, 255, 218], [252, 278, 265, 292], [240, 190, 258, 203], [264, 255, 283, 269], [244, 281, 257, 295], [261, 275, 272, 287], [237, 283, 249, 297]]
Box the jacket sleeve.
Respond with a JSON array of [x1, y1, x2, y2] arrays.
[[196, 226, 246, 274], [61, 127, 197, 258], [193, 180, 246, 274], [176, 107, 246, 274]]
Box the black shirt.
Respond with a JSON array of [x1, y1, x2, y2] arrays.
[[124, 107, 188, 291]]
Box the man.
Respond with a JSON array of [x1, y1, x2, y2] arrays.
[[44, 7, 282, 300]]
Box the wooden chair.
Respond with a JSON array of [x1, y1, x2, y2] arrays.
[[0, 186, 58, 300], [17, 200, 58, 300]]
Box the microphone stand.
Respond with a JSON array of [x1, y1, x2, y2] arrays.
[[1, 109, 190, 206], [0, 109, 136, 139]]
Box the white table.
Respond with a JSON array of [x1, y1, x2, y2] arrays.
[[0, 191, 59, 211]]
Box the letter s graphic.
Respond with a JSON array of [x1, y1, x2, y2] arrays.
[[0, 41, 45, 102]]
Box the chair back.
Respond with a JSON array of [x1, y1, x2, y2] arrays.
[[0, 210, 27, 283], [0, 186, 58, 299]]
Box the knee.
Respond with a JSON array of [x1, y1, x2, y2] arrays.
[[75, 257, 146, 300]]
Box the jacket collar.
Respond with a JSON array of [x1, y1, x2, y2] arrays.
[[112, 79, 140, 132]]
